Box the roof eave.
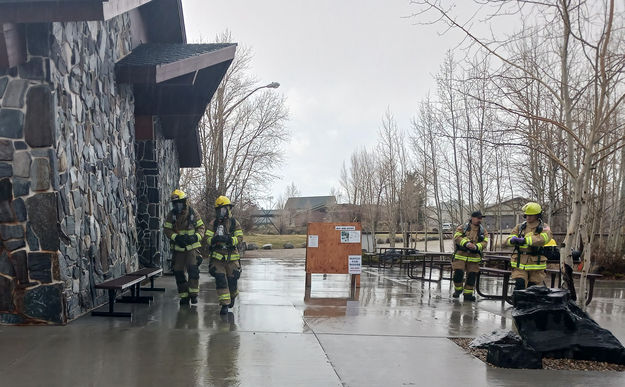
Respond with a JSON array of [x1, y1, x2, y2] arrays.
[[0, 0, 154, 23]]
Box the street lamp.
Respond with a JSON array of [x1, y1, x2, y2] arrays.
[[222, 82, 280, 117], [213, 81, 281, 203]]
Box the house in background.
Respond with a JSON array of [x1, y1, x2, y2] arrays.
[[484, 197, 529, 231], [0, 0, 235, 324]]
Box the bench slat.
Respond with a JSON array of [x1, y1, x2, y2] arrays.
[[95, 275, 144, 290], [127, 267, 163, 278]]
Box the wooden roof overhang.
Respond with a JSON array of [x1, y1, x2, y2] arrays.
[[116, 43, 236, 167], [0, 0, 154, 23], [0, 0, 186, 69]]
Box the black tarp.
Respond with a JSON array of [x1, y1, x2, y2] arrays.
[[512, 286, 625, 365]]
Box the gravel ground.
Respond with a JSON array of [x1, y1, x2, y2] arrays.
[[450, 338, 625, 371]]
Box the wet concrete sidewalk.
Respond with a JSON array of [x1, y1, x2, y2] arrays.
[[1, 251, 625, 386]]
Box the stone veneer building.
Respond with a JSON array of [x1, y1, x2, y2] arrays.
[[0, 0, 235, 324]]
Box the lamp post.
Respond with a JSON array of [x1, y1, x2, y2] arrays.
[[212, 81, 280, 203]]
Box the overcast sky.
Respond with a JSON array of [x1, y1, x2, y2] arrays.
[[182, 0, 468, 206]]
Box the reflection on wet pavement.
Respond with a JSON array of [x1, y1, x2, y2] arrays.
[[1, 254, 624, 386]]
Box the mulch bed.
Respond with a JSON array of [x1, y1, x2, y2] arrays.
[[450, 337, 625, 371]]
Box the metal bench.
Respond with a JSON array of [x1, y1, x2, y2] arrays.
[[127, 267, 165, 292], [406, 253, 453, 282], [92, 275, 146, 318]]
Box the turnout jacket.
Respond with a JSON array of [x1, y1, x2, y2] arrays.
[[506, 220, 553, 270], [163, 206, 205, 252], [453, 223, 490, 262], [205, 217, 244, 261]]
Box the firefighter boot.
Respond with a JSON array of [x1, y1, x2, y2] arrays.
[[179, 297, 190, 306], [220, 305, 228, 315], [452, 269, 464, 298], [190, 294, 198, 304], [463, 292, 476, 302]]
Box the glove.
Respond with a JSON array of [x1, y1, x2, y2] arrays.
[[196, 255, 203, 266], [466, 243, 479, 253], [510, 236, 525, 245], [226, 236, 235, 247], [212, 235, 228, 244], [174, 234, 186, 247], [185, 234, 199, 245]]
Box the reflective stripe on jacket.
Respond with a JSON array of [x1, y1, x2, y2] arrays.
[[453, 223, 489, 262], [205, 217, 243, 260], [163, 207, 205, 252], [506, 220, 553, 270]]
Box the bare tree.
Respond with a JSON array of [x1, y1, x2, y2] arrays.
[[411, 0, 625, 306], [412, 96, 446, 252], [181, 32, 289, 223]]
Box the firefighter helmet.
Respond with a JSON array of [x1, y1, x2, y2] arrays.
[[544, 238, 557, 247], [171, 189, 187, 201], [215, 195, 232, 208], [522, 202, 542, 215]]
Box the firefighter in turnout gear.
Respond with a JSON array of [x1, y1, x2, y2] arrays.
[[163, 189, 205, 305], [452, 211, 489, 301], [205, 196, 244, 315], [506, 202, 553, 291]]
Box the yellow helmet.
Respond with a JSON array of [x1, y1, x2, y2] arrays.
[[544, 238, 557, 247], [214, 195, 232, 208], [171, 189, 187, 201], [522, 202, 542, 215]]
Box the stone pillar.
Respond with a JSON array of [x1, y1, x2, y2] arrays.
[[0, 60, 65, 324], [135, 118, 179, 270]]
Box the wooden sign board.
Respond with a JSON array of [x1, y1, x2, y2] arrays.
[[306, 222, 362, 288]]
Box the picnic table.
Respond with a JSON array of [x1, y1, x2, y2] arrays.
[[405, 252, 453, 282]]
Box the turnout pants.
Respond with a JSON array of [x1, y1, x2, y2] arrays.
[[511, 254, 546, 288], [173, 251, 200, 299], [210, 259, 241, 306], [452, 259, 480, 295]]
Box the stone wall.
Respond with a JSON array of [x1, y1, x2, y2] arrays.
[[135, 118, 179, 270], [0, 15, 144, 324]]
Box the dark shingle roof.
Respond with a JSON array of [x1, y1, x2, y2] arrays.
[[284, 196, 337, 211], [117, 43, 235, 67]]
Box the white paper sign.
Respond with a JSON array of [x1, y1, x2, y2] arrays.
[[307, 235, 319, 248], [348, 255, 362, 274], [335, 226, 356, 231], [340, 230, 361, 243]]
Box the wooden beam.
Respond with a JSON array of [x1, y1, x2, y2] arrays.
[[134, 115, 154, 140], [102, 0, 153, 21], [0, 2, 103, 23], [155, 45, 236, 83], [0, 0, 154, 23]]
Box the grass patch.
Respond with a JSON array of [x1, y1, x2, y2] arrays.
[[245, 234, 307, 249]]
